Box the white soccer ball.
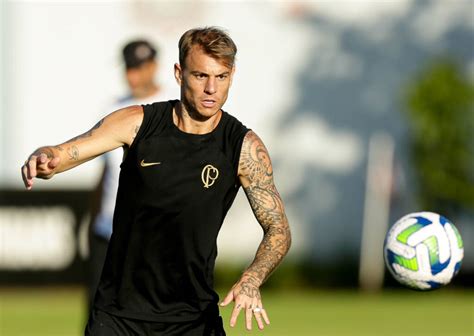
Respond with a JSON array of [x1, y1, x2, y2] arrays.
[[384, 211, 464, 290]]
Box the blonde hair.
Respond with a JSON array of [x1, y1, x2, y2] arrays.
[[179, 27, 237, 69]]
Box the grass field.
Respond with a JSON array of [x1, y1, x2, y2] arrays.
[[0, 287, 473, 336]]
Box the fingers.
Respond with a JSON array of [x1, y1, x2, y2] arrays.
[[36, 152, 57, 174], [255, 298, 270, 326], [48, 156, 61, 169], [227, 299, 270, 330], [261, 306, 270, 325], [229, 303, 242, 328], [22, 154, 39, 190], [252, 306, 265, 330], [249, 299, 269, 330], [21, 152, 60, 190], [245, 305, 253, 330], [219, 290, 234, 307], [21, 163, 33, 190]]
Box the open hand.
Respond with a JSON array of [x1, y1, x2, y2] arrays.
[[220, 275, 270, 330]]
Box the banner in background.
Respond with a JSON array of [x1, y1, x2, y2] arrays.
[[0, 190, 91, 284]]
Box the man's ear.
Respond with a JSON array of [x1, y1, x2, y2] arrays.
[[174, 63, 183, 85]]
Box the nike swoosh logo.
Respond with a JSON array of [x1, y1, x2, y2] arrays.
[[140, 159, 161, 167]]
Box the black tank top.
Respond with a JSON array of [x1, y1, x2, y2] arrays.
[[94, 100, 249, 322]]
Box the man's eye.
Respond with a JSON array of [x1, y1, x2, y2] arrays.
[[217, 75, 228, 80], [196, 74, 206, 79]]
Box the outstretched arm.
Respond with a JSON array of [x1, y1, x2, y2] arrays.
[[220, 130, 291, 331], [21, 105, 144, 190]]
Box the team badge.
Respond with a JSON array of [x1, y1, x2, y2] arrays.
[[201, 164, 219, 188]]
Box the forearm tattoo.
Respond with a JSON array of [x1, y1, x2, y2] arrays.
[[58, 118, 104, 161], [66, 118, 104, 143], [240, 132, 291, 287], [67, 145, 79, 161]]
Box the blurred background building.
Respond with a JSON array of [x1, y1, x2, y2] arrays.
[[0, 0, 472, 290]]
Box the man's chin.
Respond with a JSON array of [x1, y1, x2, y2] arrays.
[[194, 109, 220, 121], [184, 102, 221, 121]]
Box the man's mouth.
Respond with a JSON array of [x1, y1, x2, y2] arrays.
[[202, 99, 216, 108]]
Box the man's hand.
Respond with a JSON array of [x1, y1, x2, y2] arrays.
[[220, 274, 270, 331], [21, 149, 61, 190]]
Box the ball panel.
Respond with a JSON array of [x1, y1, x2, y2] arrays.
[[386, 248, 418, 272], [423, 235, 451, 275], [439, 215, 449, 226], [450, 224, 464, 249], [426, 281, 442, 289], [396, 223, 424, 244], [412, 215, 432, 226], [454, 261, 462, 275]]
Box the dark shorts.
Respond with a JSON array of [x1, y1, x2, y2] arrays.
[[85, 308, 226, 336]]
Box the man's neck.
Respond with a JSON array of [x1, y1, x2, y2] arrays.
[[173, 102, 222, 135]]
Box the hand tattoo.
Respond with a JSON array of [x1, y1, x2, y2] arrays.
[[238, 275, 262, 299]]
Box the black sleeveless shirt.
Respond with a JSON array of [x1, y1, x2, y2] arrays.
[[94, 100, 249, 322]]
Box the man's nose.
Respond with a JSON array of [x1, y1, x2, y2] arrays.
[[204, 77, 217, 94]]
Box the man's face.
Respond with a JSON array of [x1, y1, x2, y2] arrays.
[[126, 61, 157, 98], [174, 46, 234, 120]]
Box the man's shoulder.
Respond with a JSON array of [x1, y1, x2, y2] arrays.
[[142, 100, 176, 115], [221, 110, 249, 134], [138, 100, 175, 137]]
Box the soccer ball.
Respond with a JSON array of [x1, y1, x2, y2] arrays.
[[384, 212, 464, 290]]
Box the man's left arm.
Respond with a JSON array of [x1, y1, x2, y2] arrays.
[[220, 131, 291, 331]]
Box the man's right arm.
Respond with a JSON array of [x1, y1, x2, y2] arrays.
[[21, 105, 144, 190]]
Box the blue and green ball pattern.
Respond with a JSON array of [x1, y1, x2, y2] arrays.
[[384, 212, 464, 290]]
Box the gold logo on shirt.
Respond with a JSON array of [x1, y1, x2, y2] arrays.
[[201, 164, 219, 188], [140, 159, 161, 167]]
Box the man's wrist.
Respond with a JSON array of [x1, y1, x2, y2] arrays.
[[239, 272, 263, 287]]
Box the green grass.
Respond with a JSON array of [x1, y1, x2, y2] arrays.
[[0, 287, 473, 336], [220, 289, 474, 336], [0, 287, 87, 336]]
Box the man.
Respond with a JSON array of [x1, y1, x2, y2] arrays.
[[88, 39, 168, 310], [22, 27, 291, 335]]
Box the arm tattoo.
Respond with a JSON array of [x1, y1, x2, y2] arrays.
[[66, 118, 104, 143], [60, 119, 104, 161], [131, 125, 140, 142], [240, 132, 291, 286], [67, 145, 79, 161]]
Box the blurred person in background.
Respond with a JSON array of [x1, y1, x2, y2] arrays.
[[87, 39, 167, 312], [21, 27, 291, 335]]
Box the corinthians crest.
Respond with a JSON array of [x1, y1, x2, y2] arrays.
[[201, 164, 219, 188]]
